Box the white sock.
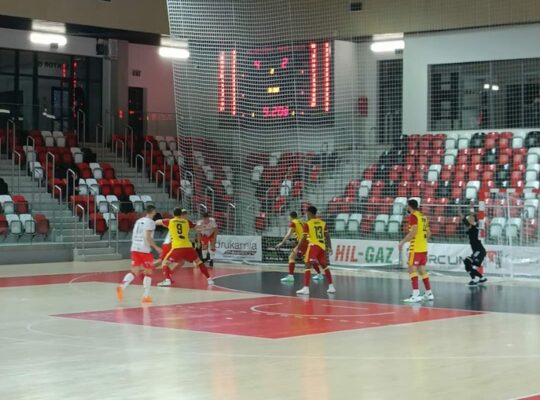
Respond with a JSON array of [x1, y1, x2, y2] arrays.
[[210, 250, 216, 259], [202, 250, 209, 259], [143, 276, 152, 297], [412, 289, 420, 297], [122, 272, 135, 289]]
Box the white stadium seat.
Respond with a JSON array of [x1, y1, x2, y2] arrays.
[[347, 214, 362, 233], [525, 164, 540, 182], [335, 213, 349, 232], [374, 214, 389, 233], [443, 149, 458, 165], [388, 215, 403, 234], [0, 195, 14, 214], [6, 214, 22, 235], [524, 199, 539, 219], [19, 214, 35, 234], [358, 180, 372, 199], [505, 218, 522, 240], [457, 136, 470, 150], [393, 197, 407, 215], [96, 195, 109, 214], [252, 165, 264, 182], [427, 164, 442, 182], [490, 217, 506, 240], [445, 137, 456, 150], [465, 181, 481, 200], [129, 195, 144, 213]]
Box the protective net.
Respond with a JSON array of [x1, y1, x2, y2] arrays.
[[164, 0, 540, 272]]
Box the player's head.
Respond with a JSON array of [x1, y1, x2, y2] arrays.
[[289, 211, 298, 220], [306, 206, 317, 219], [173, 207, 188, 217], [145, 204, 157, 218], [202, 211, 210, 222], [467, 214, 478, 226], [406, 199, 419, 213]]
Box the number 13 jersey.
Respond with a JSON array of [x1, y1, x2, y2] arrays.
[[408, 210, 429, 253], [303, 218, 328, 251], [163, 218, 196, 249]]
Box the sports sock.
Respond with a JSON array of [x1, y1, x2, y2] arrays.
[[143, 276, 152, 297], [198, 262, 210, 278], [409, 272, 419, 291], [313, 264, 321, 274], [421, 273, 431, 291], [322, 266, 333, 284], [210, 250, 216, 259], [163, 265, 173, 281], [202, 249, 209, 259], [122, 272, 135, 289], [304, 268, 311, 286], [288, 261, 295, 275]]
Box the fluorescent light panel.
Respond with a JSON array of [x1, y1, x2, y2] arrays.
[[30, 32, 67, 46], [370, 40, 405, 53], [32, 20, 66, 34], [372, 32, 404, 41], [158, 47, 190, 59]]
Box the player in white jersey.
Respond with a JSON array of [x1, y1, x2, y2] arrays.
[[117, 205, 160, 304], [196, 212, 219, 267]]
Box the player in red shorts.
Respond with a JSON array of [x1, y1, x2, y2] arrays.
[[154, 232, 184, 282], [117, 205, 161, 304], [156, 207, 214, 287], [296, 206, 336, 296], [276, 211, 322, 283], [196, 212, 218, 267], [399, 199, 434, 303]]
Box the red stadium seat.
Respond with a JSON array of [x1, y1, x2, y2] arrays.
[[389, 164, 402, 182], [397, 181, 410, 198], [362, 164, 377, 181], [424, 181, 438, 199], [12, 195, 29, 214], [89, 212, 107, 235], [345, 180, 360, 198], [255, 212, 267, 231], [445, 216, 460, 237], [366, 196, 381, 214], [34, 214, 50, 236], [360, 214, 375, 235], [430, 216, 446, 237], [292, 181, 304, 198]]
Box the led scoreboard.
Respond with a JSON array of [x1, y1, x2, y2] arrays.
[[218, 42, 333, 124]]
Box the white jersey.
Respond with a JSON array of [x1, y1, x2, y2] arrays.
[[130, 217, 156, 253], [163, 232, 171, 245], [197, 217, 218, 237]]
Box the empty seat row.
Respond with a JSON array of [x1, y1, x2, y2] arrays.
[[0, 213, 49, 236]]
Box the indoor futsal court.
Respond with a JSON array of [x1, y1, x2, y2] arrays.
[[2, 0, 540, 399], [1, 260, 540, 400]]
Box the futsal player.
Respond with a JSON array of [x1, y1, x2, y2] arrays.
[[155, 232, 184, 285], [276, 211, 323, 283], [296, 206, 336, 296], [398, 199, 434, 303], [196, 212, 219, 267], [117, 205, 161, 304], [156, 208, 214, 286], [460, 211, 488, 286]]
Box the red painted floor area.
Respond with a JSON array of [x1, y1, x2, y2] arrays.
[[56, 296, 482, 339], [0, 267, 251, 291]]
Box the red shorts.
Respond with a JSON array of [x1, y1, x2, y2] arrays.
[[160, 243, 172, 261], [131, 251, 154, 270], [166, 247, 199, 263], [200, 234, 216, 247], [295, 241, 308, 257], [408, 252, 428, 267], [304, 244, 328, 266]]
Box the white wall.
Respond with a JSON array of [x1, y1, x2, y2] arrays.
[[403, 23, 540, 134]]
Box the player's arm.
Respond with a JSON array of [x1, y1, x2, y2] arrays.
[[298, 224, 309, 249], [155, 219, 170, 227], [144, 229, 161, 253], [399, 225, 417, 249], [276, 228, 295, 248]]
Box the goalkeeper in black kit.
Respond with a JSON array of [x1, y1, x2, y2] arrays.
[[461, 212, 488, 286]]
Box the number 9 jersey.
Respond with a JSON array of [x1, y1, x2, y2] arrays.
[[162, 217, 196, 249], [303, 218, 327, 251]]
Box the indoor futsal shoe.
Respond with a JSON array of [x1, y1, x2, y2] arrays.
[[478, 277, 488, 284], [423, 292, 434, 301], [157, 279, 172, 287], [141, 296, 153, 304], [312, 274, 324, 281], [207, 278, 215, 285], [467, 280, 479, 286], [116, 286, 124, 302], [403, 294, 423, 303], [327, 284, 336, 294], [281, 275, 295, 283], [296, 286, 310, 295]]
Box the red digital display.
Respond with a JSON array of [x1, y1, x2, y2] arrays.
[[309, 43, 317, 108], [218, 51, 226, 112], [231, 49, 237, 116]]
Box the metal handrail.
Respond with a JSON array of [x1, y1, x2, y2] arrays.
[[226, 203, 237, 233], [25, 135, 35, 149], [184, 170, 194, 186], [77, 109, 86, 147], [198, 203, 208, 218], [45, 152, 55, 194], [66, 168, 78, 203], [113, 139, 125, 177], [96, 123, 104, 157], [53, 185, 63, 239], [144, 140, 154, 181], [155, 170, 165, 192], [75, 204, 86, 250], [135, 154, 145, 185], [11, 150, 22, 193], [6, 118, 15, 158], [110, 203, 120, 254], [205, 186, 215, 214], [169, 162, 174, 198], [53, 185, 63, 207], [176, 186, 191, 213]]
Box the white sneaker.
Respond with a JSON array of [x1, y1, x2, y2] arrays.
[[423, 292, 434, 301], [312, 274, 324, 281], [403, 294, 423, 303], [327, 284, 336, 294], [207, 278, 215, 286], [157, 279, 171, 287], [296, 286, 310, 295]]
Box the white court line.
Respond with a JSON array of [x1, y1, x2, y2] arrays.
[[250, 303, 396, 318]]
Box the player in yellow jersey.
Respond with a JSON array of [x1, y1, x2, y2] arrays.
[[155, 208, 214, 286], [276, 211, 323, 283], [398, 199, 433, 303], [296, 206, 336, 296]]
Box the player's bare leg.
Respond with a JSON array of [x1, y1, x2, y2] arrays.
[[194, 257, 214, 285]]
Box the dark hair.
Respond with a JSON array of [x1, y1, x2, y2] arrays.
[[307, 205, 318, 215], [173, 207, 183, 216], [407, 199, 419, 210], [202, 212, 209, 218], [290, 211, 298, 218], [145, 204, 157, 214]]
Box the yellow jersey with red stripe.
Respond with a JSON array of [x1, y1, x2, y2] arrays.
[[303, 218, 327, 251], [288, 218, 305, 242], [163, 218, 196, 249], [408, 210, 429, 253]]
